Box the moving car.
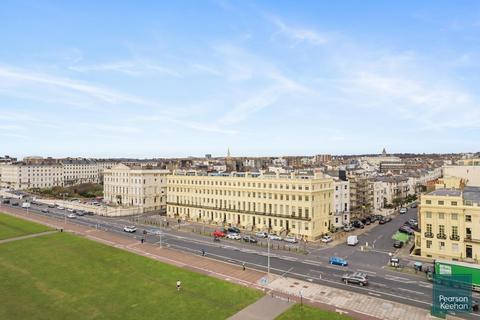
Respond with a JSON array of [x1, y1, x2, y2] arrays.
[[11, 202, 19, 206], [410, 203, 418, 208], [255, 231, 268, 238], [76, 210, 85, 216], [67, 213, 76, 219], [284, 235, 298, 243], [329, 256, 348, 266], [399, 207, 408, 214], [41, 208, 49, 213], [212, 230, 226, 238], [146, 229, 162, 235], [347, 235, 359, 246], [268, 234, 282, 241], [243, 235, 257, 243], [342, 272, 368, 286], [2, 199, 10, 204], [67, 208, 75, 213], [123, 225, 137, 233], [226, 233, 241, 240], [393, 240, 404, 248], [321, 235, 333, 243]]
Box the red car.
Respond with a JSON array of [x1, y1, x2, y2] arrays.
[[212, 230, 226, 238]]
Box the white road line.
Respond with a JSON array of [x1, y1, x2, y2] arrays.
[[357, 269, 377, 275], [397, 287, 424, 295], [368, 292, 382, 297], [304, 260, 322, 266]]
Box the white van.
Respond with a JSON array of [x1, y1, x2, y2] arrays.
[[347, 235, 358, 246], [22, 202, 31, 208]]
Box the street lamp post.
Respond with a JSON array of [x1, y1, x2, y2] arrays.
[[267, 235, 271, 280]]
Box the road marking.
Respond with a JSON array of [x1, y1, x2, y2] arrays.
[[397, 287, 424, 295], [417, 282, 433, 288], [281, 267, 294, 278], [304, 260, 322, 266], [280, 256, 298, 262], [368, 292, 382, 297], [357, 269, 376, 275]]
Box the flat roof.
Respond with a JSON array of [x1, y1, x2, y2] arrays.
[[428, 189, 462, 197], [464, 186, 480, 203]]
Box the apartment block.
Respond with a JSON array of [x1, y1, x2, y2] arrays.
[[103, 164, 168, 213], [418, 187, 480, 262], [62, 159, 100, 186], [443, 159, 480, 187], [166, 171, 334, 240], [0, 162, 63, 189], [332, 179, 350, 229]]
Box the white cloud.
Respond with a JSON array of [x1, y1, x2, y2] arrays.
[[267, 15, 328, 45], [70, 60, 181, 78]]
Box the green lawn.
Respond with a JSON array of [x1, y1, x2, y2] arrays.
[[276, 304, 353, 320], [0, 232, 262, 320], [0, 213, 52, 240]]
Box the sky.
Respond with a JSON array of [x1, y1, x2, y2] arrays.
[[1, 1, 479, 159]]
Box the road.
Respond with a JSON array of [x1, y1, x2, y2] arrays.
[[1, 199, 479, 319]]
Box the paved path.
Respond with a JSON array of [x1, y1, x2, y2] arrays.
[[228, 295, 293, 320], [0, 230, 57, 244]]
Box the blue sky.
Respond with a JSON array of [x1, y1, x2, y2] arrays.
[[1, 1, 479, 158]]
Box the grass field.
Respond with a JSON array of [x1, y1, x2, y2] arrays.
[[276, 304, 353, 320], [0, 213, 52, 240], [0, 232, 262, 320]]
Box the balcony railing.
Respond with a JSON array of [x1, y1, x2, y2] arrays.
[[450, 235, 460, 241], [437, 233, 447, 240], [424, 232, 434, 238], [166, 202, 312, 221]]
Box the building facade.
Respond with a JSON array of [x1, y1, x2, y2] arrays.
[[0, 162, 63, 189], [62, 159, 100, 186], [417, 187, 480, 262], [332, 179, 350, 229], [166, 171, 334, 240], [103, 164, 168, 213], [443, 160, 480, 187]]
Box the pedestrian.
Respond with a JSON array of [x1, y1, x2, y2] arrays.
[[141, 237, 144, 244], [201, 249, 205, 256], [242, 262, 246, 271], [176, 280, 181, 291]]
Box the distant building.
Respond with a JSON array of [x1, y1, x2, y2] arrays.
[[443, 159, 480, 187]]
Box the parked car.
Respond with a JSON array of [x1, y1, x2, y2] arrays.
[[379, 218, 386, 225], [123, 225, 137, 233], [212, 230, 226, 238], [255, 231, 268, 238], [352, 220, 364, 229], [342, 272, 368, 286], [243, 235, 257, 243], [67, 208, 74, 212], [67, 213, 76, 219], [321, 235, 333, 243], [268, 234, 282, 241], [11, 202, 19, 206], [393, 240, 404, 248], [225, 226, 241, 234], [2, 199, 10, 204], [226, 233, 241, 240], [399, 207, 408, 214], [41, 208, 49, 213], [329, 256, 348, 266], [384, 216, 392, 223], [57, 206, 65, 210], [343, 224, 354, 232], [410, 203, 418, 208], [408, 219, 418, 226], [48, 204, 55, 208], [284, 235, 298, 243], [76, 210, 85, 216], [399, 225, 414, 235]]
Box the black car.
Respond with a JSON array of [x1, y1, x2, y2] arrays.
[[379, 218, 386, 224], [243, 235, 257, 243], [225, 226, 241, 234], [2, 199, 10, 204], [393, 240, 404, 248], [11, 202, 19, 206], [353, 220, 364, 229]]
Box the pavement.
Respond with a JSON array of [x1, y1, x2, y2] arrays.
[[0, 206, 458, 320], [228, 295, 293, 320], [0, 230, 57, 244]]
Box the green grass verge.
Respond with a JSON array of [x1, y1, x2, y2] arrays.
[[0, 213, 52, 240], [276, 304, 353, 320], [0, 232, 262, 320], [392, 231, 409, 242]]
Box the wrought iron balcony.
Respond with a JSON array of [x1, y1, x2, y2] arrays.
[[437, 233, 447, 240], [450, 235, 460, 241], [424, 232, 434, 238]]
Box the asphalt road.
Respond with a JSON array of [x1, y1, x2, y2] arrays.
[[1, 199, 479, 319]]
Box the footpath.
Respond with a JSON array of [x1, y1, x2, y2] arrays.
[[0, 206, 447, 320]]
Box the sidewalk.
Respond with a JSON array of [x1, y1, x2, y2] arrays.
[[0, 230, 57, 244], [1, 207, 440, 320], [228, 295, 293, 320]]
